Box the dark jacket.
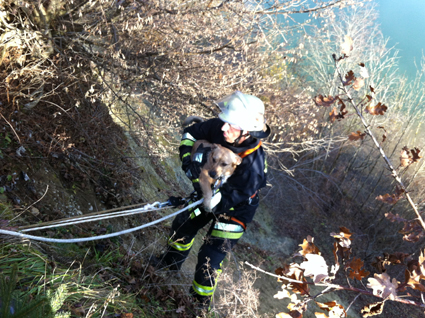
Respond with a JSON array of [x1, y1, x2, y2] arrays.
[[179, 118, 269, 224]]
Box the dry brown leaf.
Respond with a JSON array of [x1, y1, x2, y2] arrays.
[[330, 227, 352, 248], [400, 219, 425, 243], [295, 235, 321, 257], [329, 107, 338, 123], [365, 102, 387, 115], [343, 70, 356, 86], [315, 301, 346, 318], [315, 95, 337, 107], [367, 273, 398, 300], [276, 264, 310, 295], [300, 254, 329, 283], [400, 146, 422, 167], [329, 100, 348, 123], [316, 301, 337, 311], [352, 77, 365, 90], [388, 252, 409, 265], [361, 301, 385, 317], [371, 256, 386, 273], [376, 193, 402, 205], [376, 185, 405, 204], [385, 212, 405, 223], [346, 257, 370, 281], [404, 256, 425, 292], [348, 130, 366, 141], [410, 147, 422, 163]]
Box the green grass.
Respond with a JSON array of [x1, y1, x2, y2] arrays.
[[0, 243, 147, 317]]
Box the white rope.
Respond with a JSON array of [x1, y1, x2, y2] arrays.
[[0, 199, 203, 244], [21, 202, 163, 232]]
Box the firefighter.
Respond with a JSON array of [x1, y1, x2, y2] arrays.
[[155, 91, 270, 309]]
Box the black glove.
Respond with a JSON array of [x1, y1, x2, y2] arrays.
[[168, 196, 185, 207], [184, 160, 202, 181]]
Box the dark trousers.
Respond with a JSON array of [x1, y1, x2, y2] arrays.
[[161, 205, 245, 306]]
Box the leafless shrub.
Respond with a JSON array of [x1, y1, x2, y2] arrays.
[[214, 262, 265, 318]]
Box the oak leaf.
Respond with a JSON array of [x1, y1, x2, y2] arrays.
[[346, 257, 370, 280], [404, 257, 425, 292], [348, 130, 366, 141], [376, 185, 404, 204], [385, 212, 405, 223], [329, 100, 348, 123], [341, 35, 353, 55], [375, 193, 401, 205], [330, 227, 352, 248], [333, 241, 351, 265], [316, 301, 346, 318], [365, 102, 387, 115], [367, 273, 398, 300], [295, 235, 321, 257], [360, 301, 385, 317], [300, 254, 329, 283], [343, 70, 356, 86], [315, 95, 338, 107], [276, 264, 310, 295], [371, 256, 386, 273], [410, 147, 422, 163], [329, 107, 339, 123], [387, 252, 409, 265], [371, 252, 409, 274], [400, 219, 425, 243], [352, 77, 365, 90]]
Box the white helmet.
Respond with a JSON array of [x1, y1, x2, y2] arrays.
[[216, 91, 265, 132]]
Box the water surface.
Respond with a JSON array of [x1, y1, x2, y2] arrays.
[[375, 0, 425, 79]]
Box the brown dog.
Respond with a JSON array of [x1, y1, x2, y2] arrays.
[[192, 140, 242, 211]]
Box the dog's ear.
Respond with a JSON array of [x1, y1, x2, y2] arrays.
[[210, 144, 218, 150], [234, 155, 242, 165]]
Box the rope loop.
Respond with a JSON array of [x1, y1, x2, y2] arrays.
[[1, 199, 204, 244]]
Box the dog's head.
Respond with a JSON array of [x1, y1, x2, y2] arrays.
[[207, 145, 242, 179]]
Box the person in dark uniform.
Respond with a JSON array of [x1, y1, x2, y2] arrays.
[[156, 91, 271, 309]]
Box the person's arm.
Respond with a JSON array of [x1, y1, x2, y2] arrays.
[[179, 119, 218, 170], [179, 120, 217, 194]]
